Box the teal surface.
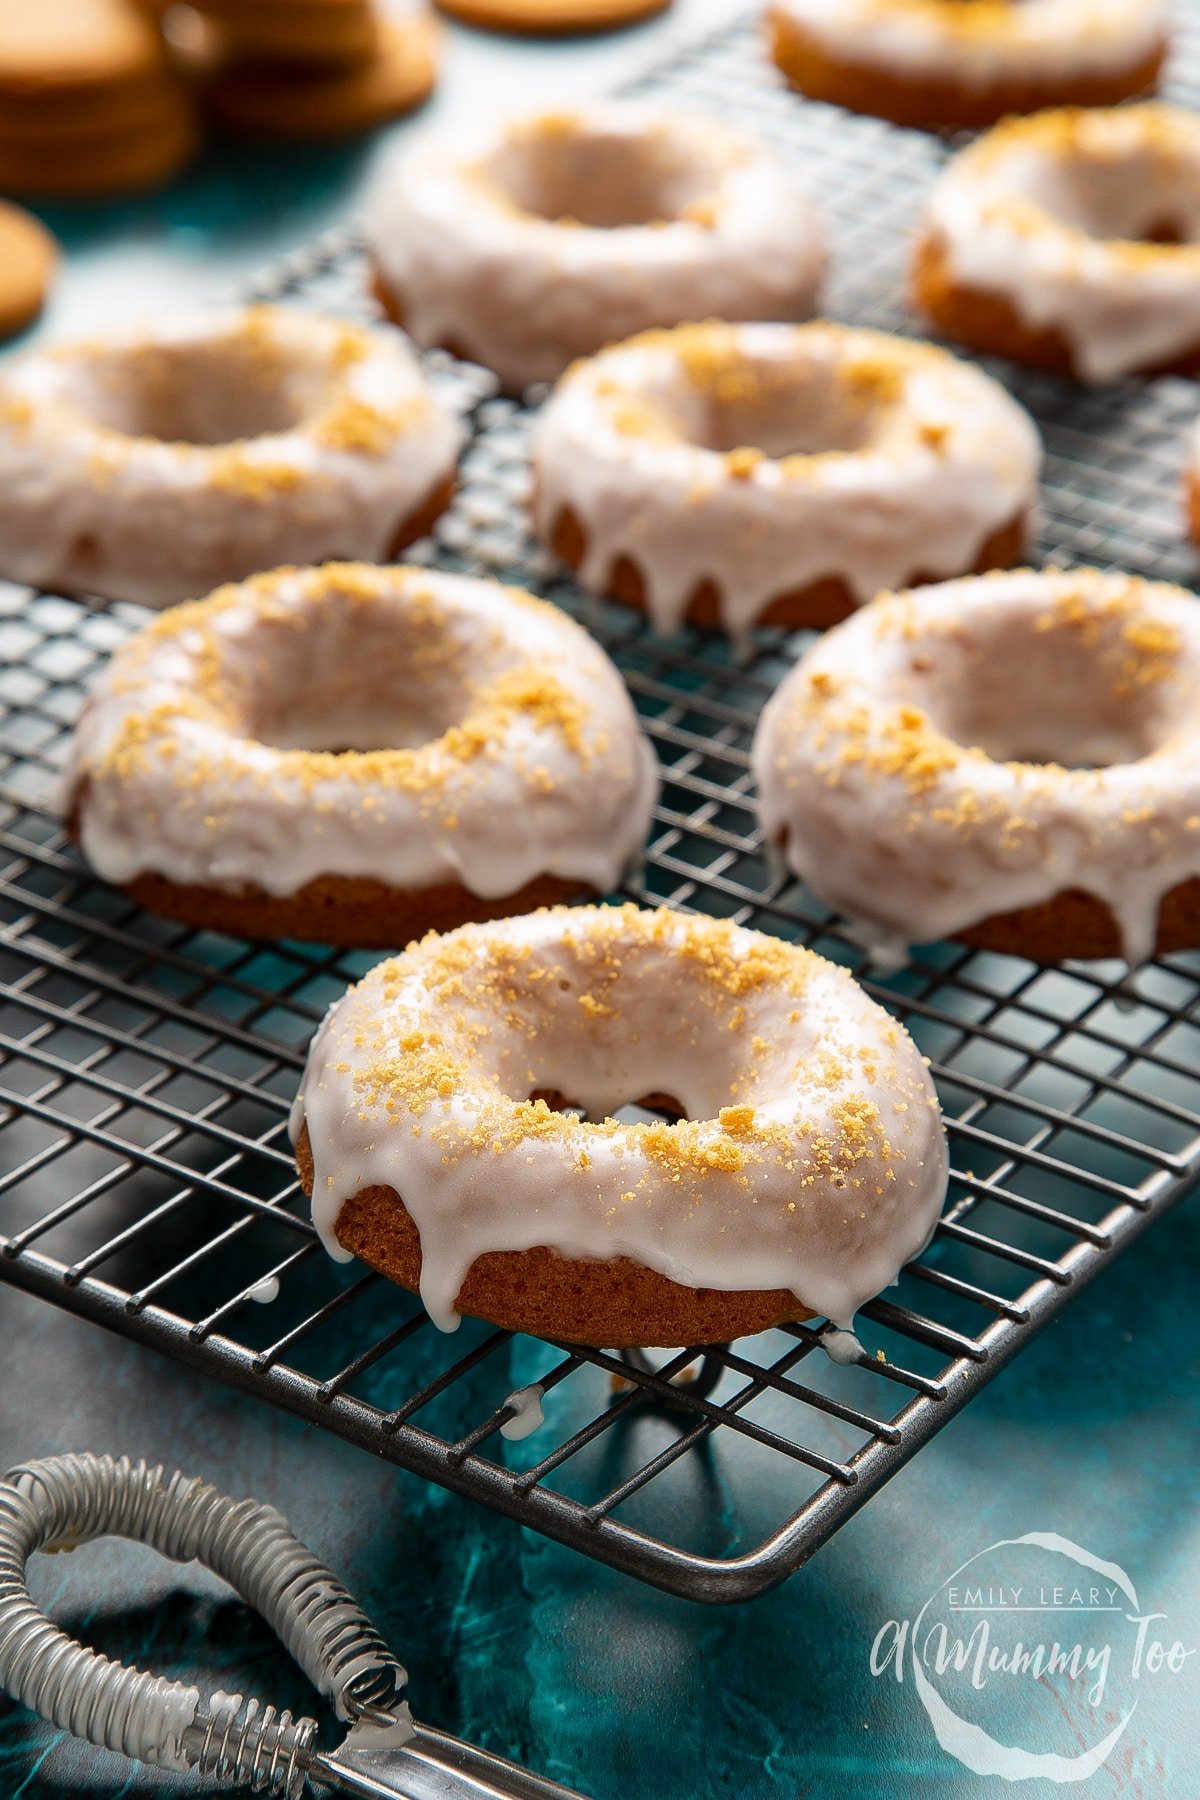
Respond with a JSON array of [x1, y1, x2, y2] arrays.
[[1, 1204, 1198, 1798]]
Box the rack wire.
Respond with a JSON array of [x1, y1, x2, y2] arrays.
[[4, 11, 1200, 1605]]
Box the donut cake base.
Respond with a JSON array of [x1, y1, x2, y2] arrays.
[[371, 274, 477, 374], [385, 471, 456, 558], [110, 867, 582, 948], [295, 1122, 813, 1347], [547, 501, 1029, 632], [1186, 471, 1200, 546], [957, 876, 1200, 963], [767, 10, 1166, 131], [913, 233, 1200, 381]]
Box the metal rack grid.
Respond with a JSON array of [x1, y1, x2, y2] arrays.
[[4, 11, 1200, 1606]]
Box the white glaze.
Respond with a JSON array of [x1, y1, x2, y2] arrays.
[[365, 102, 826, 393], [922, 107, 1200, 384], [500, 1385, 546, 1440], [62, 564, 659, 904], [823, 1326, 866, 1365], [531, 321, 1040, 638], [753, 568, 1200, 967], [770, 0, 1165, 84], [291, 904, 948, 1332], [0, 307, 464, 607]]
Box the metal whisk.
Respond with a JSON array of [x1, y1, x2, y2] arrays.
[[0, 1452, 585, 1800]]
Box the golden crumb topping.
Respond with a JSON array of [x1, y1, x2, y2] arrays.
[[324, 907, 926, 1199], [312, 395, 422, 456], [87, 568, 603, 811]]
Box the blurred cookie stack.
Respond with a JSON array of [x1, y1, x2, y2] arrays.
[[0, 0, 197, 198], [174, 0, 439, 139]]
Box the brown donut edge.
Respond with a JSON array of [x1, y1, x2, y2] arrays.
[[104, 865, 585, 948], [1185, 467, 1200, 547], [766, 6, 1166, 131], [543, 501, 1031, 633], [370, 268, 517, 390], [32, 467, 453, 609], [912, 230, 1200, 381], [953, 876, 1200, 964], [386, 468, 456, 557], [294, 1121, 814, 1348]]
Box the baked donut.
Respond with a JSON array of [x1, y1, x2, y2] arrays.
[[291, 903, 948, 1346], [0, 306, 463, 607], [532, 320, 1040, 641], [365, 102, 825, 394], [62, 563, 658, 947], [753, 568, 1200, 968], [766, 0, 1167, 132], [914, 107, 1200, 384]]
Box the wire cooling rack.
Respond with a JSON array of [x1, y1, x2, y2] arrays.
[[5, 13, 1200, 1605]]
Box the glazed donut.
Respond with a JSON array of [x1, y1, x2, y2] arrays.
[[914, 107, 1200, 384], [62, 563, 658, 946], [291, 904, 948, 1347], [532, 321, 1040, 641], [753, 568, 1200, 969], [766, 0, 1166, 132], [365, 102, 825, 394], [0, 306, 463, 606]]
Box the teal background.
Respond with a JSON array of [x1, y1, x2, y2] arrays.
[[1, 1197, 1197, 1798]]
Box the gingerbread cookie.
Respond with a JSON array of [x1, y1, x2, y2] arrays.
[[188, 0, 381, 64], [0, 101, 196, 198], [0, 203, 57, 340], [434, 0, 669, 36], [202, 11, 437, 137], [0, 0, 198, 199], [0, 0, 163, 96]]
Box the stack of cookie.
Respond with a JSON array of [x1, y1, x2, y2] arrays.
[[0, 0, 197, 199], [179, 0, 439, 139], [434, 0, 670, 35]]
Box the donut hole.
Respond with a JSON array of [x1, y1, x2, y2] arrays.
[[907, 607, 1183, 768], [253, 691, 465, 755], [479, 937, 796, 1128], [941, 696, 1153, 769], [1013, 145, 1200, 247], [219, 589, 479, 754], [481, 120, 725, 229], [666, 349, 897, 459], [66, 333, 334, 445], [530, 1087, 687, 1125]]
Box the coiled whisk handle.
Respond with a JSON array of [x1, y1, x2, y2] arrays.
[[0, 1452, 409, 1799]]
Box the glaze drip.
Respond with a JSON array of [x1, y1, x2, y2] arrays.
[[922, 107, 1200, 383], [753, 568, 1200, 966], [291, 904, 948, 1332], [531, 321, 1039, 638], [0, 307, 464, 607], [770, 0, 1166, 83], [366, 102, 825, 393], [63, 564, 659, 904]]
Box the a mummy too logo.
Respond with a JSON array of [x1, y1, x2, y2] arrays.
[[870, 1533, 1195, 1782]]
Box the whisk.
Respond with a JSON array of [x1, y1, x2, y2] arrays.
[[0, 1451, 585, 1800]]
